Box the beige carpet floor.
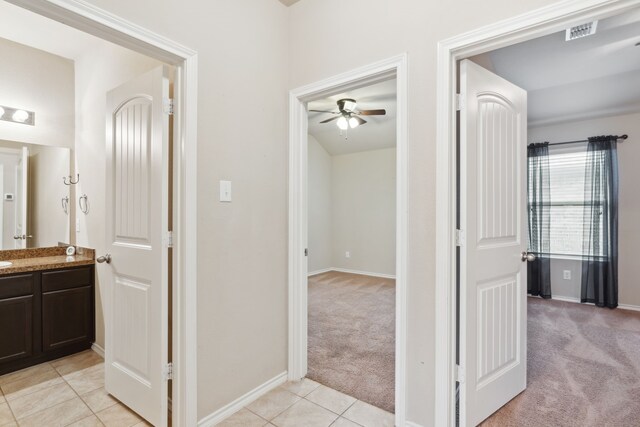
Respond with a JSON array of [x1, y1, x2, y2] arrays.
[[307, 271, 395, 413], [482, 297, 640, 426]]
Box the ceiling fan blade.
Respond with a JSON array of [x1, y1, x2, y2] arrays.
[[357, 109, 386, 116], [309, 109, 339, 114], [320, 116, 340, 124], [353, 116, 367, 126]]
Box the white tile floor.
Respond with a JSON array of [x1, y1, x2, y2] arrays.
[[219, 379, 395, 427], [0, 350, 148, 427]]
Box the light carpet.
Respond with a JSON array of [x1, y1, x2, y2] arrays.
[[482, 297, 640, 426], [307, 271, 395, 413]]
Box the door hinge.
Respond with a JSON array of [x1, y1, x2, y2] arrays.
[[304, 248, 308, 257], [163, 362, 173, 381], [455, 364, 466, 383], [163, 98, 174, 115], [456, 93, 464, 111], [164, 231, 174, 248], [455, 229, 465, 247]]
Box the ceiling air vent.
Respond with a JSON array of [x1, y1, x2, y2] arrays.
[[566, 21, 598, 41]]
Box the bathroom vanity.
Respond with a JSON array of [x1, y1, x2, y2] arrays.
[[0, 247, 95, 375]]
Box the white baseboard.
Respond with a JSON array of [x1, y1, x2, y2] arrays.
[[198, 371, 287, 426], [91, 343, 105, 358], [539, 295, 640, 312], [405, 421, 424, 427], [308, 268, 332, 277], [309, 267, 395, 279]]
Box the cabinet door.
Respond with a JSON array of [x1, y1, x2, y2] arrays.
[[42, 286, 93, 351], [0, 295, 34, 363]]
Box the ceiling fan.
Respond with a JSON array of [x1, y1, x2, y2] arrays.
[[310, 98, 386, 130]]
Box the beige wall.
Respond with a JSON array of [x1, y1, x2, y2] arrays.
[[331, 148, 396, 275], [290, 1, 558, 424], [529, 112, 640, 307], [73, 41, 161, 349], [308, 135, 332, 273], [0, 38, 74, 149]]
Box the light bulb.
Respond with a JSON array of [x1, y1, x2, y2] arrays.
[[337, 116, 348, 130], [12, 110, 29, 123], [0, 107, 4, 118], [348, 117, 359, 128]]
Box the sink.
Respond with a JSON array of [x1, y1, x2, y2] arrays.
[[0, 261, 12, 268]]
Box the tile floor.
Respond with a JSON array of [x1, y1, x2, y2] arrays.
[[0, 350, 148, 427], [219, 378, 395, 427]]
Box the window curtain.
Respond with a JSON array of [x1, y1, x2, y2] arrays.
[[527, 142, 552, 299], [581, 136, 619, 308]]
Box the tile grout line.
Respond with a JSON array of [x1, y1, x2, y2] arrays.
[[60, 365, 105, 427]]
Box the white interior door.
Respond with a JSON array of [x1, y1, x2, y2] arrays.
[[15, 147, 28, 249], [459, 59, 528, 426], [104, 66, 170, 427]]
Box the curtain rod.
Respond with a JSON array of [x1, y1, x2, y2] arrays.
[[531, 134, 628, 147]]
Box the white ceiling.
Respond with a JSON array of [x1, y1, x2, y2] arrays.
[[472, 9, 640, 127], [0, 1, 105, 60], [308, 79, 397, 156]]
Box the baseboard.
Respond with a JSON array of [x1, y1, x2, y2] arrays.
[[329, 267, 396, 279], [308, 268, 332, 277], [405, 422, 425, 427], [198, 371, 287, 426], [541, 295, 640, 312], [91, 343, 105, 358]]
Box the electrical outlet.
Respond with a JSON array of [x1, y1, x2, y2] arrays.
[[563, 270, 571, 280], [345, 251, 350, 258]]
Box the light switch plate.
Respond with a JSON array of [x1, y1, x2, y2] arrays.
[[563, 270, 571, 280], [219, 180, 232, 202]]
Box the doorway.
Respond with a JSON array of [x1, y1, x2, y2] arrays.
[[1, 1, 198, 425], [436, 1, 640, 426], [288, 54, 408, 425]]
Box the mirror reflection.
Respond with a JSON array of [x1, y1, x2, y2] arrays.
[[0, 140, 71, 249]]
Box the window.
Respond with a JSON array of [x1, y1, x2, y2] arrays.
[[528, 148, 604, 257]]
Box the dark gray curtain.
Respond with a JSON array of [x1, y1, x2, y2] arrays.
[[581, 136, 619, 308], [527, 142, 552, 299]]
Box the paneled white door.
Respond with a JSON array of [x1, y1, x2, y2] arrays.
[[104, 66, 170, 427], [459, 59, 528, 426]]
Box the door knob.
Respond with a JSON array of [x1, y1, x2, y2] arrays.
[[97, 254, 112, 264], [13, 235, 21, 240], [521, 251, 536, 262]]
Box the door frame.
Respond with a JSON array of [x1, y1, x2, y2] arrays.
[[434, 0, 639, 425], [288, 54, 408, 425], [7, 1, 199, 425]]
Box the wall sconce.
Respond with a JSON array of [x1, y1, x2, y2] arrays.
[[0, 105, 35, 126]]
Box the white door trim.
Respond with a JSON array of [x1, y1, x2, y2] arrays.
[[435, 0, 639, 425], [6, 1, 198, 426], [288, 53, 408, 426]]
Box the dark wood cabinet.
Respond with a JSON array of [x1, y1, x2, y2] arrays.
[[0, 266, 94, 375]]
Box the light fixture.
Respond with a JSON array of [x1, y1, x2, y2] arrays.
[[337, 116, 349, 130], [0, 105, 35, 126], [12, 110, 29, 123], [348, 117, 360, 129]]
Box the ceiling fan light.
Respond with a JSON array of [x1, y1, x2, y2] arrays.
[[348, 117, 359, 128], [337, 116, 348, 130]]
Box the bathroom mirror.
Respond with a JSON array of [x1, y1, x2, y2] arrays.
[[0, 140, 71, 249]]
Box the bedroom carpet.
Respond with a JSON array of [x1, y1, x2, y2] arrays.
[[307, 271, 395, 413], [482, 297, 640, 426]]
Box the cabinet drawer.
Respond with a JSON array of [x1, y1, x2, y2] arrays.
[[0, 274, 34, 299], [42, 267, 92, 292]]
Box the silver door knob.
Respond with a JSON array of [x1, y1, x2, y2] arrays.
[[13, 235, 21, 240], [97, 254, 112, 264], [521, 251, 536, 262]]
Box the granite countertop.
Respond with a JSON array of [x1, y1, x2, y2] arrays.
[[0, 246, 95, 276]]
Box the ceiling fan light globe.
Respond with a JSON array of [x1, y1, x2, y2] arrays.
[[348, 117, 359, 128], [337, 116, 349, 130]]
